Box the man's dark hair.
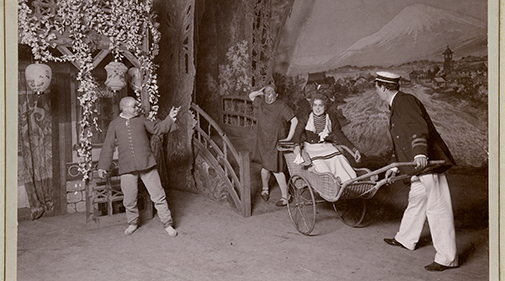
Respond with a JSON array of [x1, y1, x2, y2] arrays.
[[376, 80, 400, 91]]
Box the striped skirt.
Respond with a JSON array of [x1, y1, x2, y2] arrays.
[[304, 142, 356, 183]]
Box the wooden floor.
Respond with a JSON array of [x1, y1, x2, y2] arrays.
[[17, 172, 491, 281]]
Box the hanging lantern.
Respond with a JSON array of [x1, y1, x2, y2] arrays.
[[127, 67, 143, 92], [25, 62, 52, 95], [104, 61, 128, 92], [97, 84, 115, 99]]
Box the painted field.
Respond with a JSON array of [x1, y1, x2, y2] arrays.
[[339, 85, 488, 167]]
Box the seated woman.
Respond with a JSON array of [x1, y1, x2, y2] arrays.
[[292, 92, 361, 183]]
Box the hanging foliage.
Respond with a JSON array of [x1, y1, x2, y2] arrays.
[[18, 0, 161, 179], [206, 40, 252, 98]]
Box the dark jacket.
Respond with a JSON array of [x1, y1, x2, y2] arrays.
[[292, 110, 356, 151], [389, 92, 455, 175], [98, 115, 177, 175]]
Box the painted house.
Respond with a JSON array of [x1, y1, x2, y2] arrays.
[[409, 70, 431, 84], [455, 62, 488, 78], [306, 71, 334, 89], [433, 77, 447, 88]]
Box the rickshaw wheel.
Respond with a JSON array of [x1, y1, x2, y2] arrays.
[[332, 199, 366, 227], [287, 175, 316, 235]]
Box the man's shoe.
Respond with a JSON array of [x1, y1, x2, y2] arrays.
[[165, 226, 178, 237], [424, 262, 457, 272], [124, 225, 138, 235], [384, 238, 408, 250], [260, 189, 270, 201], [275, 195, 293, 207]]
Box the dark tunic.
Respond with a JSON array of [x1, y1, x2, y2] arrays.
[[252, 96, 295, 172], [389, 91, 455, 175], [98, 115, 176, 175]]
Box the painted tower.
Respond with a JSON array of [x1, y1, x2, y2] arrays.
[[443, 45, 453, 74]]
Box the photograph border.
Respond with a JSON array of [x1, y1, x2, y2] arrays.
[[2, 0, 501, 280]]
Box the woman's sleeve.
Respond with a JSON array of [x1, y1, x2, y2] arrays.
[[328, 113, 357, 151]]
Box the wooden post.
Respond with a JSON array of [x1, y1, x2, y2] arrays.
[[56, 73, 72, 215], [141, 26, 150, 116], [106, 175, 113, 216], [219, 96, 224, 125], [239, 151, 251, 217], [85, 178, 94, 223], [58, 123, 67, 215]]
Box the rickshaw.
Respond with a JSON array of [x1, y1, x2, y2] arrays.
[[277, 141, 444, 235]]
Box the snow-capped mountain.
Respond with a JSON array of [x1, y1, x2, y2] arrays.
[[323, 4, 487, 69]]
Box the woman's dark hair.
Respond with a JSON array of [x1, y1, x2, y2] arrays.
[[309, 92, 329, 108], [376, 80, 400, 91]]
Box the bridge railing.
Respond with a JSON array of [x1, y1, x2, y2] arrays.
[[191, 103, 251, 217]]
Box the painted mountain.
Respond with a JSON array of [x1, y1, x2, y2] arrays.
[[323, 4, 487, 69]]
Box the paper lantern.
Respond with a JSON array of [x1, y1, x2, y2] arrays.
[[104, 61, 128, 91], [97, 85, 115, 99], [25, 62, 52, 94], [127, 67, 142, 92]]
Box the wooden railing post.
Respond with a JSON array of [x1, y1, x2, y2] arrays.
[[239, 151, 251, 217], [85, 177, 94, 223]]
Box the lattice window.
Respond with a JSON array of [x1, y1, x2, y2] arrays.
[[222, 96, 256, 129]]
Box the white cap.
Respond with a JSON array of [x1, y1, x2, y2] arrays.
[[375, 71, 400, 83]]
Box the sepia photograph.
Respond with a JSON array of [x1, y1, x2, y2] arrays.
[[7, 0, 496, 280]]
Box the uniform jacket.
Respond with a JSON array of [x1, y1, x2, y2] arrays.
[[98, 115, 177, 175], [389, 91, 455, 175], [293, 110, 356, 151]]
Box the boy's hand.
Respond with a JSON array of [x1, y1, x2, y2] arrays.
[[354, 150, 361, 163], [98, 169, 107, 179], [169, 106, 181, 119], [385, 168, 397, 184]]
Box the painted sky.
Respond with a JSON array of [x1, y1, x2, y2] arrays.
[[277, 0, 488, 73]]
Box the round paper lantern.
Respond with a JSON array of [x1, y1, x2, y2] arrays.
[[25, 62, 52, 94], [127, 67, 142, 92], [104, 61, 128, 91]]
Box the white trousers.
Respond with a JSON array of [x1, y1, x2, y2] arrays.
[[395, 173, 458, 267]]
